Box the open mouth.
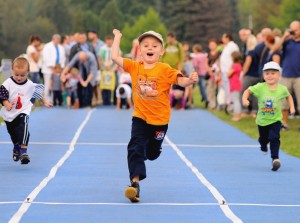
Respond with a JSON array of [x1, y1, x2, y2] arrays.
[[147, 53, 154, 56]]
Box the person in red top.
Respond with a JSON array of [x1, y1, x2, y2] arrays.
[[111, 29, 198, 203], [227, 51, 243, 121]]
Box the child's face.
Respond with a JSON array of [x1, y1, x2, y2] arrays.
[[139, 36, 164, 64], [13, 66, 28, 83], [263, 70, 281, 84]]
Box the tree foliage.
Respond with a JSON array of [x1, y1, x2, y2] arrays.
[[158, 0, 240, 46], [121, 7, 167, 53], [0, 0, 297, 59], [238, 0, 283, 32], [98, 0, 123, 39], [269, 0, 300, 30]]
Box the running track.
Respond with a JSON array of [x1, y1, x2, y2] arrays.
[[0, 107, 300, 223]]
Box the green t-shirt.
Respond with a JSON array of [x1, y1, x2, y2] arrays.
[[249, 82, 290, 126], [160, 41, 184, 69]]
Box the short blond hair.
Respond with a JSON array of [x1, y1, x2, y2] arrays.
[[12, 57, 30, 71]]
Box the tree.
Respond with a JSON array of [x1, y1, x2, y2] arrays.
[[158, 0, 240, 47], [98, 0, 123, 38], [121, 7, 167, 54], [252, 0, 282, 31], [238, 0, 282, 32], [0, 0, 29, 58], [269, 0, 300, 30], [35, 0, 73, 34]]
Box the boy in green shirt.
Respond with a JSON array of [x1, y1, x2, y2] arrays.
[[242, 61, 295, 171]]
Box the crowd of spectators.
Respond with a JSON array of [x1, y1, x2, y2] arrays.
[[3, 20, 299, 130]]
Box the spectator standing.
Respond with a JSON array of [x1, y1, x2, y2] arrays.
[[265, 34, 281, 64], [241, 49, 260, 117], [100, 61, 116, 105], [41, 34, 66, 103], [26, 35, 42, 84], [62, 51, 97, 108], [99, 35, 119, 104], [192, 44, 208, 106], [227, 52, 243, 121], [183, 53, 194, 108], [205, 38, 220, 110], [88, 29, 105, 105], [88, 30, 105, 57], [62, 68, 85, 108], [50, 64, 63, 106], [220, 33, 240, 112], [69, 32, 98, 67], [273, 20, 300, 129], [160, 32, 184, 70], [61, 35, 71, 67]]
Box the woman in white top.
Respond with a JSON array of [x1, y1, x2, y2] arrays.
[[26, 35, 42, 84]]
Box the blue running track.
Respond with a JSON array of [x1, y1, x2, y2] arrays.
[[0, 108, 299, 223]]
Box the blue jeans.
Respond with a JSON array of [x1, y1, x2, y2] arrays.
[[29, 72, 41, 84], [198, 76, 207, 102]]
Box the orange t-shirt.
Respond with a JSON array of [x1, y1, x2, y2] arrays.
[[123, 58, 181, 125]]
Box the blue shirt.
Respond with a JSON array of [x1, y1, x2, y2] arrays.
[[254, 42, 269, 77], [282, 39, 300, 78], [245, 50, 259, 77]]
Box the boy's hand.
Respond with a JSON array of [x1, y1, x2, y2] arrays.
[[113, 29, 122, 37], [42, 100, 53, 108], [189, 71, 198, 84], [290, 107, 296, 115], [4, 101, 13, 111], [242, 99, 250, 107]]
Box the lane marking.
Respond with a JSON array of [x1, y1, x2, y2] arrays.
[[8, 109, 95, 223], [1, 201, 300, 207], [165, 135, 243, 223], [0, 141, 257, 148]]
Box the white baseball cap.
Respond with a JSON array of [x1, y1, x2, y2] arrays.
[[263, 61, 282, 73], [138, 31, 164, 47]]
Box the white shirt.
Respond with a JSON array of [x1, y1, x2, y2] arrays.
[[220, 41, 239, 73], [119, 72, 132, 84], [26, 45, 40, 72], [41, 41, 66, 74], [0, 78, 44, 122], [116, 84, 132, 99]]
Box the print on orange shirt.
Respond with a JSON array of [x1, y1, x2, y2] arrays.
[[137, 75, 158, 99]]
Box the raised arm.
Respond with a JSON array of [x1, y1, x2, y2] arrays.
[[273, 30, 290, 52], [111, 29, 124, 68]]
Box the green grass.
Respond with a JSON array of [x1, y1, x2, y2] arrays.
[[192, 86, 300, 158]]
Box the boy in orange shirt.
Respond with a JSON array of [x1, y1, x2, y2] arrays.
[[112, 29, 198, 203]]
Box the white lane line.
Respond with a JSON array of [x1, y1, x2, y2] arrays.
[[165, 135, 243, 223], [8, 109, 95, 223], [0, 141, 257, 148], [1, 201, 300, 207]]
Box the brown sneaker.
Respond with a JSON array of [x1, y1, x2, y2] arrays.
[[125, 181, 140, 203]]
